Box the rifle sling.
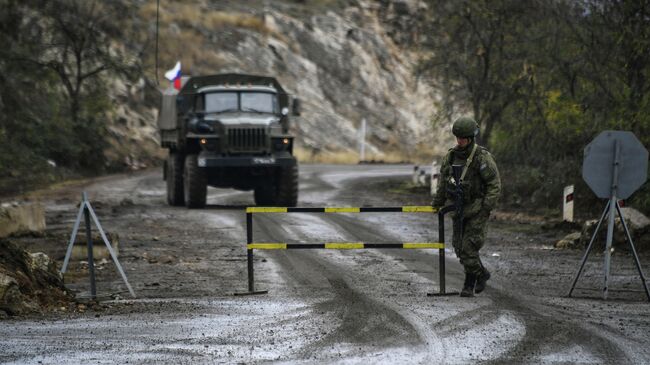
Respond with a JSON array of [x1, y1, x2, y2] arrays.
[[460, 143, 477, 183]]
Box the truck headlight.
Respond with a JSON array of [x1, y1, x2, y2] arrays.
[[199, 138, 219, 152], [272, 138, 291, 151]]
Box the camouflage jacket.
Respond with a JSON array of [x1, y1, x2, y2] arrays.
[[431, 143, 501, 218]]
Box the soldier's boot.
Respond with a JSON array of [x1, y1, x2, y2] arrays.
[[460, 273, 476, 297], [475, 269, 491, 294]]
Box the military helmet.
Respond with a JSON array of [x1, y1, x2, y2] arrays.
[[452, 116, 479, 138]]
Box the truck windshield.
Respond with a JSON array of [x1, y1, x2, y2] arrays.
[[204, 92, 278, 114], [205, 92, 238, 113], [241, 92, 277, 113]]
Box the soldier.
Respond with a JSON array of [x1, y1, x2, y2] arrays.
[[431, 117, 501, 297]]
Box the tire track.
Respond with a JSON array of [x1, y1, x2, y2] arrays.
[[319, 198, 631, 364], [253, 214, 426, 361]]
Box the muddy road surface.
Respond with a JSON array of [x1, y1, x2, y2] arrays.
[[2, 164, 650, 364]]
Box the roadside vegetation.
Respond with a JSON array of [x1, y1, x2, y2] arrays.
[[419, 0, 650, 216], [1, 0, 648, 219], [0, 0, 140, 195]]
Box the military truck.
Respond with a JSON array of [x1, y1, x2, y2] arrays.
[[158, 73, 301, 208]]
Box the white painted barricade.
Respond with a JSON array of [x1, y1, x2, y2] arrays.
[[431, 161, 439, 196], [412, 166, 420, 185], [563, 185, 574, 222]]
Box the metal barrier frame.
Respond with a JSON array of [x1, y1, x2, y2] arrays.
[[236, 205, 456, 296]]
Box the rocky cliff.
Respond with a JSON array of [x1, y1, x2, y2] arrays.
[[110, 0, 449, 166]]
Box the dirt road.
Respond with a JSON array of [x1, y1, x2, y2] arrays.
[[1, 164, 649, 364]]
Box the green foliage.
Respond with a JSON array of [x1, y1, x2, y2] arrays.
[[421, 0, 650, 216], [0, 0, 125, 195]]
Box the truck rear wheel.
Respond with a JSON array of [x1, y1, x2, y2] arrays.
[[275, 164, 298, 207], [184, 154, 207, 208], [166, 152, 185, 206]]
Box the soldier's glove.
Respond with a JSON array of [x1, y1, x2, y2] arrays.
[[430, 199, 442, 210]]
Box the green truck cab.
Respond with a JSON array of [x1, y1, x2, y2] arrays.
[[158, 73, 301, 208]]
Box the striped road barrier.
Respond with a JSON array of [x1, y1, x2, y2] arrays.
[[235, 205, 457, 296]]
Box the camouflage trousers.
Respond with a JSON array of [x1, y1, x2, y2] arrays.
[[452, 214, 488, 275]]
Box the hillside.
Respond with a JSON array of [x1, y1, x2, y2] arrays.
[[116, 0, 447, 165]]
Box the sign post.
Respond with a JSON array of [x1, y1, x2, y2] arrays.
[[568, 131, 650, 301], [61, 192, 136, 299], [359, 118, 366, 162], [563, 185, 574, 222]]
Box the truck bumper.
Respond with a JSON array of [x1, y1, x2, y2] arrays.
[[197, 152, 296, 167]]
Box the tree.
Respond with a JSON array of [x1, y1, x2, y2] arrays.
[[418, 0, 535, 146], [0, 0, 135, 176], [27, 0, 129, 125]]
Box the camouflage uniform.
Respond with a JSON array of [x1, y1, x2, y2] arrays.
[[432, 117, 501, 296]]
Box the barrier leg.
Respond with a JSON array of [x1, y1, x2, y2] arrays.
[[84, 203, 97, 300], [428, 209, 458, 296], [567, 201, 609, 297], [235, 211, 267, 296], [616, 201, 650, 301], [247, 248, 254, 292]]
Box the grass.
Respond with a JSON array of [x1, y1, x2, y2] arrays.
[[140, 2, 287, 40], [140, 2, 290, 78], [294, 145, 438, 165], [387, 181, 431, 195]]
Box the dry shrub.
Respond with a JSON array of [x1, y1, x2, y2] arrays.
[[139, 3, 288, 75], [205, 11, 289, 43], [205, 12, 267, 33], [156, 28, 207, 74], [295, 148, 361, 164], [294, 146, 435, 164], [139, 3, 287, 41]]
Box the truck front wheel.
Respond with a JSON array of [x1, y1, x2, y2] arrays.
[[166, 152, 185, 206], [254, 186, 275, 206], [183, 154, 207, 208], [275, 164, 299, 207]]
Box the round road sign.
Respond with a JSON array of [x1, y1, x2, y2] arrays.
[[582, 130, 648, 199]]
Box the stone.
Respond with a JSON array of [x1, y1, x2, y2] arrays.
[[0, 272, 17, 302], [70, 232, 119, 261], [29, 252, 62, 282], [618, 207, 650, 231], [579, 207, 650, 251], [555, 232, 582, 249], [0, 203, 46, 238], [0, 272, 38, 315], [0, 240, 71, 316]]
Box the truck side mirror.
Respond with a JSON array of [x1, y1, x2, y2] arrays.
[[292, 98, 302, 116]]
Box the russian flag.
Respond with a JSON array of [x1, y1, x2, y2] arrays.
[[164, 61, 182, 90]]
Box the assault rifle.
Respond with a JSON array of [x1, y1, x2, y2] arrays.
[[448, 164, 465, 240]]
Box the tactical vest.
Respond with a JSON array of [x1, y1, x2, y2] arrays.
[[444, 146, 489, 205]]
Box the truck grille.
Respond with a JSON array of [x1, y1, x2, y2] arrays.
[[227, 127, 266, 152]]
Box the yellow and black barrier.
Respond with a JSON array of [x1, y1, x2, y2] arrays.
[[245, 206, 438, 213], [237, 205, 457, 296]]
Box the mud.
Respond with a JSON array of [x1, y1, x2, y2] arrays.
[[1, 165, 649, 364]]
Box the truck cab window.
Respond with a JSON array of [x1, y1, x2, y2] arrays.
[[205, 92, 238, 113], [241, 92, 277, 114]]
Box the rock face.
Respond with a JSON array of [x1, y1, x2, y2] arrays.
[[0, 240, 71, 316], [0, 202, 46, 238], [111, 0, 449, 164]]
